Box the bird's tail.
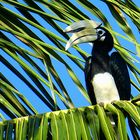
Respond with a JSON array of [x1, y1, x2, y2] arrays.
[[107, 112, 121, 139], [107, 112, 116, 126]]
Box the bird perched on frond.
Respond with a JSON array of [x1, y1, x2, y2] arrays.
[[64, 20, 131, 105], [64, 20, 131, 139]]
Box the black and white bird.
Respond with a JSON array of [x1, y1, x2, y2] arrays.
[[64, 20, 131, 105]]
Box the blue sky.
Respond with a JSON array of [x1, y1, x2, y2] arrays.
[[1, 0, 140, 122]]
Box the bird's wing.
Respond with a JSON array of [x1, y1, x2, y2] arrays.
[[109, 52, 131, 100], [84, 56, 96, 105]]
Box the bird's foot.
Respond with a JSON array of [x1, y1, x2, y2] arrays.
[[98, 102, 104, 107], [111, 100, 117, 104]]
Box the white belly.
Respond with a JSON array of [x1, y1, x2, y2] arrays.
[[92, 72, 120, 104]]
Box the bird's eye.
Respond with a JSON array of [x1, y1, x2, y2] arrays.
[[98, 30, 103, 35], [97, 29, 105, 36]]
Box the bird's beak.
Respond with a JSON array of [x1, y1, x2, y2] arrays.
[[64, 20, 101, 50]]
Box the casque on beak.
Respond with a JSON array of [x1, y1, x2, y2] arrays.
[[64, 20, 101, 50]]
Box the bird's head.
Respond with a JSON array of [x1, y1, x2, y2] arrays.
[[64, 20, 113, 53]]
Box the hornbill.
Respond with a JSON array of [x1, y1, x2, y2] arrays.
[[64, 20, 131, 105]]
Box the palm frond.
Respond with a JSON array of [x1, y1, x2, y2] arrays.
[[0, 1, 140, 139], [0, 0, 140, 134], [0, 100, 140, 139]]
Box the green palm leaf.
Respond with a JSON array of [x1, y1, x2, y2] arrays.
[[0, 0, 140, 139], [0, 101, 139, 139]]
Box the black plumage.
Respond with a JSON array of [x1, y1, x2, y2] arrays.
[[109, 52, 131, 100], [84, 27, 131, 105]]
